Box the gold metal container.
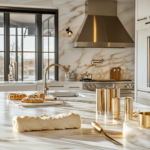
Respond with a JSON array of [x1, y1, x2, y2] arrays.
[[115, 88, 120, 98], [96, 88, 103, 112], [110, 88, 115, 112], [105, 88, 111, 115], [124, 97, 133, 121], [139, 112, 150, 129], [112, 97, 120, 119]]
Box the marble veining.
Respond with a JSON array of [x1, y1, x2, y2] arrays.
[[0, 0, 135, 81], [0, 90, 150, 150]]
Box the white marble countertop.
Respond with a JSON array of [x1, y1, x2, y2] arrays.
[[0, 90, 149, 150]]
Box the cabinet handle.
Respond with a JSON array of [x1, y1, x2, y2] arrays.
[[69, 87, 79, 88], [145, 22, 150, 24], [49, 86, 64, 87], [138, 90, 149, 93], [137, 17, 147, 21]]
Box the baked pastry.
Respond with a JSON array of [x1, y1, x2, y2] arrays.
[[28, 93, 45, 100], [8, 93, 27, 100], [12, 113, 82, 132], [21, 97, 44, 103]]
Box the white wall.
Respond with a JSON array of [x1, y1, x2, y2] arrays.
[[0, 0, 135, 81]]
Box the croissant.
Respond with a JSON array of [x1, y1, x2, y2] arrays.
[[28, 93, 45, 100], [8, 93, 27, 100], [21, 97, 44, 103]]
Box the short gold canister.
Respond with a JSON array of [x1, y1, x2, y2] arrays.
[[112, 97, 120, 119], [139, 112, 150, 129]]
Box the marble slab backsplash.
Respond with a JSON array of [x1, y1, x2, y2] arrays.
[[1, 0, 135, 81], [56, 0, 135, 81]]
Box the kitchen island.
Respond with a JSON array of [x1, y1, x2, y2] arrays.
[[0, 90, 149, 150]]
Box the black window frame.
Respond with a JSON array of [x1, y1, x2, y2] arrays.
[[0, 6, 59, 81]]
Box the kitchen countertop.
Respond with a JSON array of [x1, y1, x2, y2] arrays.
[[0, 90, 147, 150]]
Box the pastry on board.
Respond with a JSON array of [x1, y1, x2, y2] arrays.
[[28, 93, 45, 100], [12, 113, 82, 132], [7, 93, 27, 100], [21, 97, 44, 103]]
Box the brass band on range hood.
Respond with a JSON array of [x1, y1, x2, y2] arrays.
[[139, 112, 150, 129]]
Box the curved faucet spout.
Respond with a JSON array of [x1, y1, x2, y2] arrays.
[[44, 64, 69, 95]]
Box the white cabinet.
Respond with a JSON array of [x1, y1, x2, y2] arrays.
[[137, 0, 148, 22], [137, 29, 148, 89], [0, 84, 37, 91], [136, 0, 150, 30], [36, 82, 83, 91]]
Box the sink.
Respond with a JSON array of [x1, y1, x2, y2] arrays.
[[48, 92, 84, 97]]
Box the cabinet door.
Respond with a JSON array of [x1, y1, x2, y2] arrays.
[[137, 29, 150, 89], [137, 0, 148, 21]]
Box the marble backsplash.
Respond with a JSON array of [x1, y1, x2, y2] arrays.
[[56, 0, 135, 81], [0, 0, 135, 81]]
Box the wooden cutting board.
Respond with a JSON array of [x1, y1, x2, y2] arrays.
[[110, 67, 121, 80]]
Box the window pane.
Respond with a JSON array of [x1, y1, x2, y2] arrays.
[[43, 37, 48, 52], [10, 52, 16, 63], [18, 36, 22, 51], [24, 36, 35, 51], [10, 27, 16, 35], [49, 53, 55, 80], [0, 35, 4, 51], [42, 53, 48, 79], [49, 37, 55, 52], [10, 36, 16, 51], [18, 52, 22, 81], [0, 53, 4, 80], [49, 16, 55, 37], [23, 53, 35, 81], [18, 28, 22, 35]]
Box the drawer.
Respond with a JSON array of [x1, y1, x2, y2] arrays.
[[48, 84, 67, 90], [67, 84, 82, 90]]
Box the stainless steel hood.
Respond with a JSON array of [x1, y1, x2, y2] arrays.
[[71, 0, 134, 48]]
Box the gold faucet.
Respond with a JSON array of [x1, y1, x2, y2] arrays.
[[44, 64, 70, 95]]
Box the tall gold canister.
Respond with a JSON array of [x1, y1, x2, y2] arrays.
[[104, 88, 111, 116], [112, 97, 120, 119], [124, 97, 133, 121], [96, 88, 104, 115]]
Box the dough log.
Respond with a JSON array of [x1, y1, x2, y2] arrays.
[[12, 113, 82, 132]]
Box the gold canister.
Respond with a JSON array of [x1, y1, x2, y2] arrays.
[[115, 88, 120, 98], [104, 88, 111, 115], [124, 97, 133, 121], [110, 88, 115, 112], [96, 88, 102, 111], [112, 97, 120, 119], [139, 112, 150, 129]]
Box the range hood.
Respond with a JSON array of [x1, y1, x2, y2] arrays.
[[71, 0, 134, 48]]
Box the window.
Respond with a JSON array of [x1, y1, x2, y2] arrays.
[[0, 7, 58, 81]]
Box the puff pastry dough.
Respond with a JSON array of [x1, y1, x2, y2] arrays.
[[28, 93, 45, 100], [12, 113, 82, 132], [8, 93, 27, 100], [21, 97, 44, 103]]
